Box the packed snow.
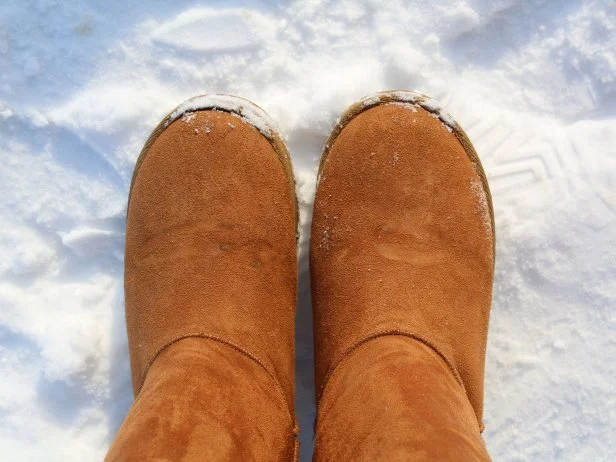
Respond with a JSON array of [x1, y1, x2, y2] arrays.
[[0, 0, 615, 461]]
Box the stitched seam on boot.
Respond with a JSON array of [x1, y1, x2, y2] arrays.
[[317, 330, 468, 410], [137, 332, 297, 429], [293, 439, 300, 462], [315, 331, 487, 432]]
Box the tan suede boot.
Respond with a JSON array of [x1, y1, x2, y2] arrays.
[[106, 95, 299, 461], [311, 91, 495, 461]]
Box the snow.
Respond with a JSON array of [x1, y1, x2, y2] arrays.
[[469, 176, 493, 236], [166, 94, 280, 138], [361, 90, 457, 131], [150, 9, 268, 53], [0, 0, 615, 461]]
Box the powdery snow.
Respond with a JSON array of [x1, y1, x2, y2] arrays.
[[360, 90, 457, 131], [166, 94, 280, 139], [0, 1, 615, 461], [470, 176, 493, 237]]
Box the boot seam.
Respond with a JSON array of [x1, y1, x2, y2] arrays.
[[316, 330, 482, 429], [317, 331, 466, 405], [137, 332, 298, 432]]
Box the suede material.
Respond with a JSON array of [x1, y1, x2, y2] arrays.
[[106, 338, 296, 461], [125, 110, 297, 412], [114, 105, 298, 460], [311, 102, 495, 433], [313, 336, 491, 461]]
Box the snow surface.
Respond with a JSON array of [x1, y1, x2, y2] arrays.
[[0, 0, 615, 461]]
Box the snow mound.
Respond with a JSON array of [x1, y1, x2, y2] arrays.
[[151, 8, 267, 53]]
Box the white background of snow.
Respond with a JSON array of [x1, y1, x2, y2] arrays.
[[0, 0, 614, 460]]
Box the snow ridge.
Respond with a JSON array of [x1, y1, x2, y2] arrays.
[[166, 94, 279, 139]]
